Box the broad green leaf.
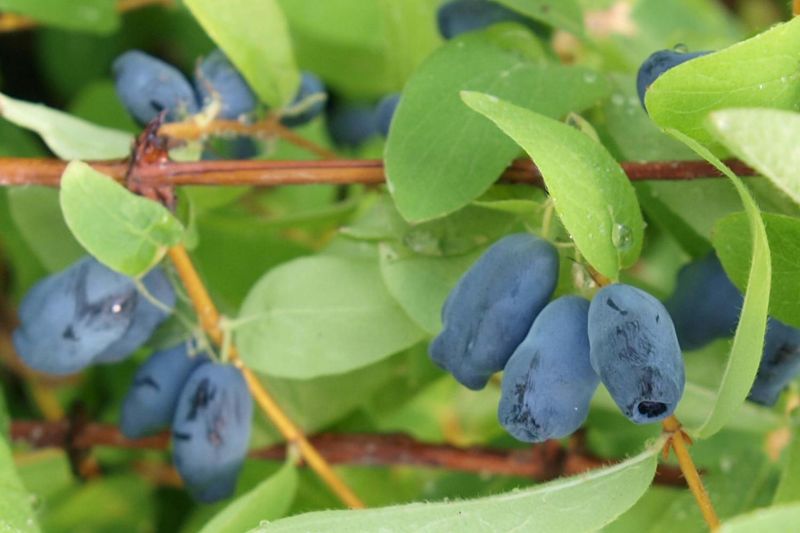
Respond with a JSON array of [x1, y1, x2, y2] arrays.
[[495, 0, 584, 35], [773, 426, 800, 505], [385, 28, 610, 221], [719, 504, 800, 533], [647, 17, 800, 150], [0, 438, 40, 532], [15, 449, 75, 501], [59, 161, 184, 277], [709, 108, 800, 206], [7, 187, 84, 271], [185, 0, 300, 107], [462, 92, 644, 279], [668, 131, 770, 439], [0, 0, 118, 34], [380, 243, 483, 334], [236, 255, 426, 379], [0, 92, 132, 160], [200, 462, 298, 533], [714, 212, 800, 328], [251, 440, 661, 533], [378, 0, 443, 89]]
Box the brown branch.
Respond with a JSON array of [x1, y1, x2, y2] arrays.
[[0, 157, 757, 188], [9, 420, 686, 487]]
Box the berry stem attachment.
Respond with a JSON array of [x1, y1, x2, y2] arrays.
[[662, 416, 720, 531], [166, 244, 366, 509]]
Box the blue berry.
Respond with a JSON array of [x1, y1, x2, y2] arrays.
[[664, 253, 742, 351], [195, 49, 258, 120], [637, 49, 711, 110], [281, 71, 327, 128], [13, 257, 174, 375], [375, 93, 400, 138], [113, 50, 199, 124], [429, 233, 559, 390], [326, 102, 379, 148], [498, 296, 598, 442], [120, 342, 209, 439], [172, 363, 253, 503], [588, 284, 684, 423], [748, 320, 800, 406], [437, 0, 547, 40]]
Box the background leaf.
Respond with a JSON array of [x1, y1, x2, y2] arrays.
[[59, 161, 184, 276], [719, 504, 800, 533], [495, 0, 584, 35], [385, 27, 610, 221], [668, 131, 770, 439], [0, 438, 40, 532], [646, 17, 800, 150], [185, 0, 300, 107], [251, 441, 661, 533], [236, 255, 426, 379], [709, 108, 800, 206], [461, 91, 644, 279], [714, 212, 800, 328], [0, 92, 132, 160], [0, 0, 118, 34], [773, 425, 800, 505]]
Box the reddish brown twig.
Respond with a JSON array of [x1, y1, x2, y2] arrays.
[[9, 420, 686, 486]]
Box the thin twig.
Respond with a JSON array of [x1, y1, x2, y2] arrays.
[[9, 420, 686, 486], [663, 416, 720, 531], [0, 157, 757, 188], [166, 246, 366, 509], [0, 0, 173, 32]]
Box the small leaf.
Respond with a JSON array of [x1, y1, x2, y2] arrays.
[[719, 504, 800, 533], [250, 440, 661, 533], [495, 0, 584, 35], [0, 437, 40, 532], [236, 255, 426, 379], [200, 462, 297, 533], [773, 426, 800, 505], [709, 108, 800, 206], [59, 161, 184, 277], [385, 28, 610, 221], [0, 92, 132, 160], [667, 130, 770, 439], [461, 91, 644, 279], [647, 17, 800, 150], [714, 212, 800, 328], [0, 0, 118, 34], [185, 0, 300, 107]]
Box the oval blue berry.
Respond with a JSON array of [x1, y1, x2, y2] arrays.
[[437, 0, 547, 40], [636, 49, 711, 111], [121, 342, 209, 439], [326, 102, 379, 148], [375, 93, 400, 138], [588, 284, 685, 424], [748, 319, 800, 406], [172, 363, 253, 503], [429, 233, 559, 390], [195, 49, 257, 120], [281, 71, 327, 128], [113, 50, 199, 124], [498, 296, 598, 442]]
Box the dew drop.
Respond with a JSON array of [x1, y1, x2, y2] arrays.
[[611, 94, 625, 106], [672, 43, 689, 53], [583, 72, 597, 84], [403, 230, 442, 256], [612, 223, 633, 252]]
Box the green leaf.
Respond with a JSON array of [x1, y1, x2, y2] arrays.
[[667, 131, 770, 439], [385, 28, 610, 221], [461, 91, 644, 279], [59, 161, 184, 277], [495, 0, 584, 35], [0, 387, 7, 440], [0, 92, 132, 160], [709, 108, 800, 206], [0, 0, 119, 34], [200, 462, 297, 533], [185, 0, 300, 107], [0, 438, 40, 532], [7, 187, 84, 271], [646, 17, 800, 150], [773, 426, 800, 505], [250, 440, 661, 533], [236, 255, 426, 379], [719, 504, 800, 533], [714, 212, 800, 328]]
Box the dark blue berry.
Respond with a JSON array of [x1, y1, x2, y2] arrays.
[[375, 93, 400, 138], [637, 49, 711, 110], [748, 320, 800, 406], [326, 102, 379, 148], [437, 0, 548, 40], [195, 49, 258, 120], [281, 71, 327, 128]]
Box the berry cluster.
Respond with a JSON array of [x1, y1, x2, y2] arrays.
[[666, 254, 800, 406], [13, 257, 253, 502], [430, 234, 685, 443], [113, 48, 401, 150]]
